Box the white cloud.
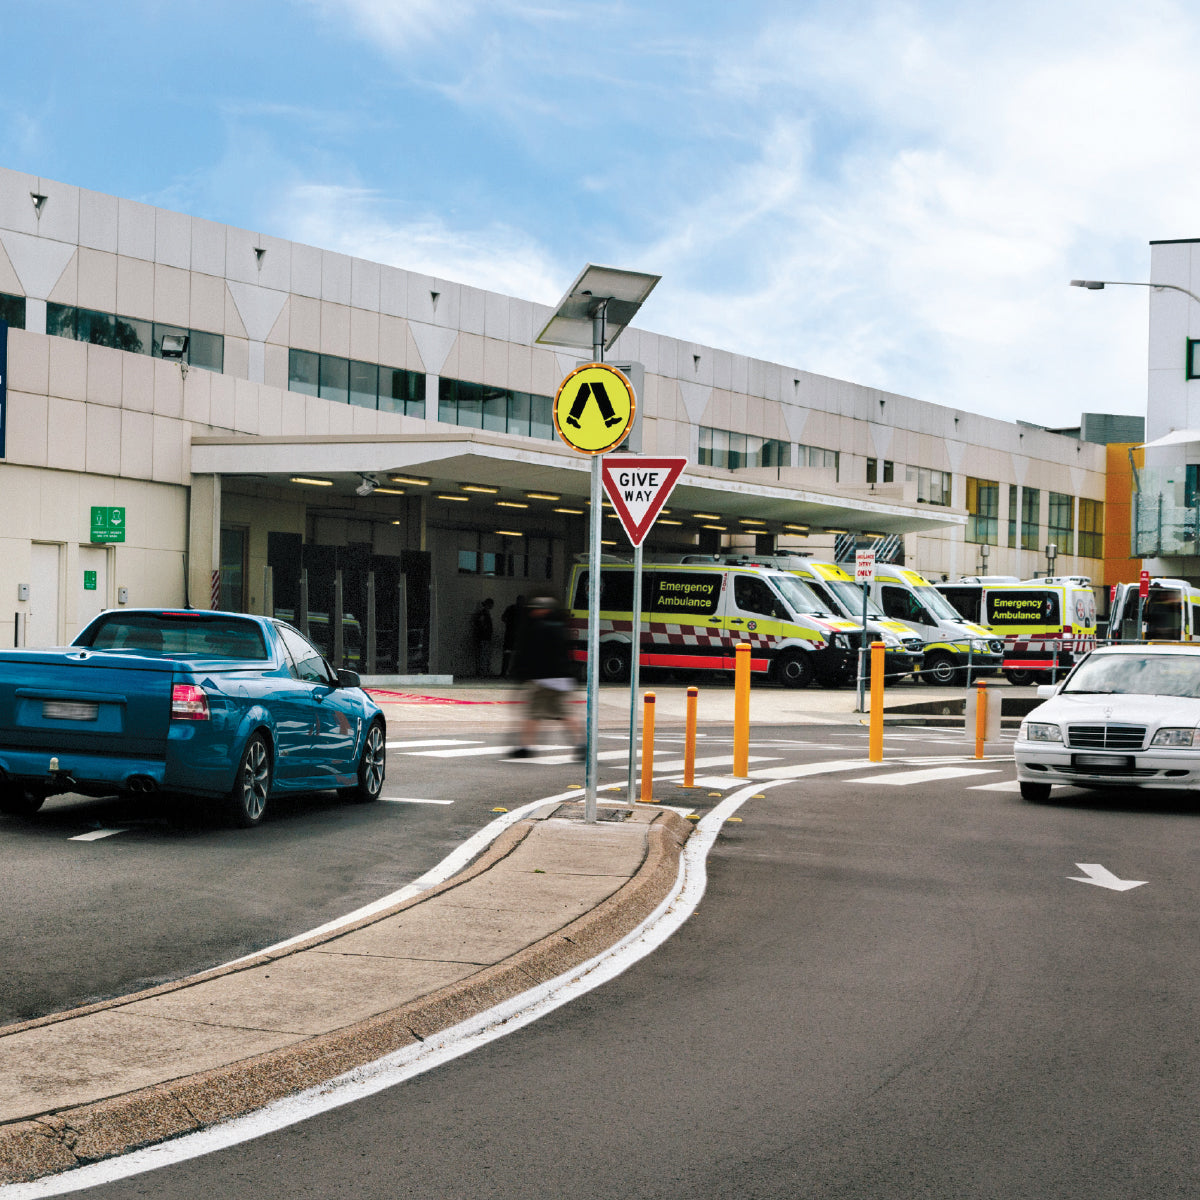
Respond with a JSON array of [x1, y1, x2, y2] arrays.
[[273, 183, 565, 303]]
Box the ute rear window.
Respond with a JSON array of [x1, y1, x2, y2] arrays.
[[77, 614, 268, 659]]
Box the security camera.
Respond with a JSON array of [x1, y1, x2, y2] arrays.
[[355, 474, 378, 497]]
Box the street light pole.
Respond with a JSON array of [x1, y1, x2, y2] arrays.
[[1070, 279, 1200, 306]]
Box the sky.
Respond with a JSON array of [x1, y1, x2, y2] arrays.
[[2, 0, 1198, 428]]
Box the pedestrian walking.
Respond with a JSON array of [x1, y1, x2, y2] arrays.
[[506, 596, 584, 760], [500, 594, 525, 676], [471, 598, 494, 677]]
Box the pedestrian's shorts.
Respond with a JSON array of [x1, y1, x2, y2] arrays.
[[528, 682, 569, 720]]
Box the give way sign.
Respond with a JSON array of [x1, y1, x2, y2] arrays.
[[600, 455, 688, 547]]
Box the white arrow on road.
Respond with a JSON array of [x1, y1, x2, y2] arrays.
[[1069, 863, 1146, 891]]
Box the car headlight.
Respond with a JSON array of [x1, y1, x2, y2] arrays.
[[883, 635, 902, 648], [832, 633, 852, 651], [1021, 721, 1063, 743], [970, 639, 988, 654], [1151, 727, 1200, 748]]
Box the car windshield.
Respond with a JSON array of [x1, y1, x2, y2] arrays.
[[914, 585, 967, 622], [773, 575, 833, 616], [823, 579, 886, 618], [1064, 653, 1200, 698]]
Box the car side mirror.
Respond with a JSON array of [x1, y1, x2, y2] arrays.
[[1036, 684, 1059, 698], [336, 669, 361, 689]]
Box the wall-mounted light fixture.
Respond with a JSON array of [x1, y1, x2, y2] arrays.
[[160, 332, 190, 378]]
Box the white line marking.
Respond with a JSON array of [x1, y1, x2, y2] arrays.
[[386, 739, 481, 749], [410, 743, 569, 758], [968, 780, 1022, 792], [68, 828, 128, 842], [4, 785, 775, 1197], [866, 767, 999, 785], [749, 759, 882, 781], [380, 797, 455, 805]]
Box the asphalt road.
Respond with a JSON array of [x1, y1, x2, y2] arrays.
[[1, 720, 863, 1023], [40, 724, 1200, 1199]]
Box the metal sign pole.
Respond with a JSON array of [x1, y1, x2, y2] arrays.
[[627, 539, 643, 806], [584, 301, 608, 824]]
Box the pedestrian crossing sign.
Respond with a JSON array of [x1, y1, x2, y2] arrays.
[[553, 362, 636, 455]]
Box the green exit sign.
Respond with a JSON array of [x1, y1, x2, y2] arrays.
[[90, 506, 126, 543], [83, 571, 97, 591]]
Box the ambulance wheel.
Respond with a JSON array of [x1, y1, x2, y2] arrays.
[[922, 652, 963, 687], [0, 785, 45, 816], [598, 644, 631, 683], [1020, 780, 1051, 802], [1005, 669, 1034, 686], [774, 650, 813, 689]]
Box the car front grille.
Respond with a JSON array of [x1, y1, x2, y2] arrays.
[[1066, 724, 1147, 750]]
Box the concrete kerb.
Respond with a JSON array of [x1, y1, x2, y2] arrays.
[[0, 804, 692, 1185]]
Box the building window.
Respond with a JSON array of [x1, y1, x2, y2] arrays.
[[1078, 498, 1104, 558], [867, 458, 895, 483], [46, 303, 223, 371], [437, 378, 554, 440], [906, 466, 952, 506], [797, 443, 838, 478], [219, 527, 247, 612], [288, 350, 425, 415], [0, 292, 25, 329], [966, 477, 999, 544], [1009, 486, 1041, 550], [1047, 491, 1074, 553], [698, 427, 792, 470]]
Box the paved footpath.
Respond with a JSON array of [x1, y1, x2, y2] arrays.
[[0, 802, 689, 1184]]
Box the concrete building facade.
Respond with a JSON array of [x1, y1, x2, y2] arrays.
[[0, 168, 1107, 675]]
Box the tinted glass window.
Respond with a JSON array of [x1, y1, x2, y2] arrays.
[[734, 575, 787, 618], [985, 590, 1060, 627], [276, 623, 332, 683], [649, 572, 721, 617], [289, 349, 320, 397], [80, 614, 267, 658]]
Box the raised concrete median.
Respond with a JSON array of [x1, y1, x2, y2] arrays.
[[0, 802, 690, 1185]]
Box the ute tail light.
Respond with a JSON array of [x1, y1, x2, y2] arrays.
[[171, 683, 210, 720]]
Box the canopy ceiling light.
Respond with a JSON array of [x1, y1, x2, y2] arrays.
[[291, 476, 332, 487], [390, 475, 430, 486]]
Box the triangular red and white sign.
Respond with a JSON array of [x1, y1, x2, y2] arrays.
[[600, 455, 688, 547]]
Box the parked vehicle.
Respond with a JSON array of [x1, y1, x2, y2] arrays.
[[870, 565, 1005, 686], [1015, 643, 1200, 802], [937, 576, 1098, 684], [0, 609, 385, 826], [566, 561, 903, 688], [1108, 577, 1200, 643], [687, 555, 924, 680]]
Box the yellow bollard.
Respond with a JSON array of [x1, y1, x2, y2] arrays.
[[639, 692, 656, 804], [733, 641, 751, 777], [868, 640, 885, 762], [683, 686, 699, 788], [974, 679, 988, 759]]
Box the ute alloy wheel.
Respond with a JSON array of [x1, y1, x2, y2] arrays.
[[341, 719, 386, 803], [226, 733, 272, 827]]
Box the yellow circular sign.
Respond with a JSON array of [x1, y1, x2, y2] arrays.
[[553, 362, 636, 455]]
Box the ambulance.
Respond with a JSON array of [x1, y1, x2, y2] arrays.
[[695, 555, 925, 681], [935, 576, 1098, 684], [869, 565, 1006, 686], [1107, 577, 1200, 643], [566, 561, 907, 688]]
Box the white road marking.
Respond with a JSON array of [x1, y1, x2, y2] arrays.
[[750, 759, 883, 781], [1069, 863, 1147, 891], [386, 739, 481, 749], [68, 828, 128, 842], [866, 766, 999, 785], [380, 797, 455, 805], [409, 743, 569, 758], [968, 780, 1022, 792], [12, 782, 777, 1195]]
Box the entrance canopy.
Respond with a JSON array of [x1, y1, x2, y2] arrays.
[[192, 431, 964, 539]]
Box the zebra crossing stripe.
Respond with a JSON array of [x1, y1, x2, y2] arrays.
[[866, 766, 999, 786]]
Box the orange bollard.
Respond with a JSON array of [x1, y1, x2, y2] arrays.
[[639, 692, 656, 804], [683, 686, 698, 788], [975, 679, 988, 759], [733, 642, 751, 777], [868, 641, 885, 762]]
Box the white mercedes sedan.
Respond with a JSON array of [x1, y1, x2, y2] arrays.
[[1015, 644, 1200, 802]]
